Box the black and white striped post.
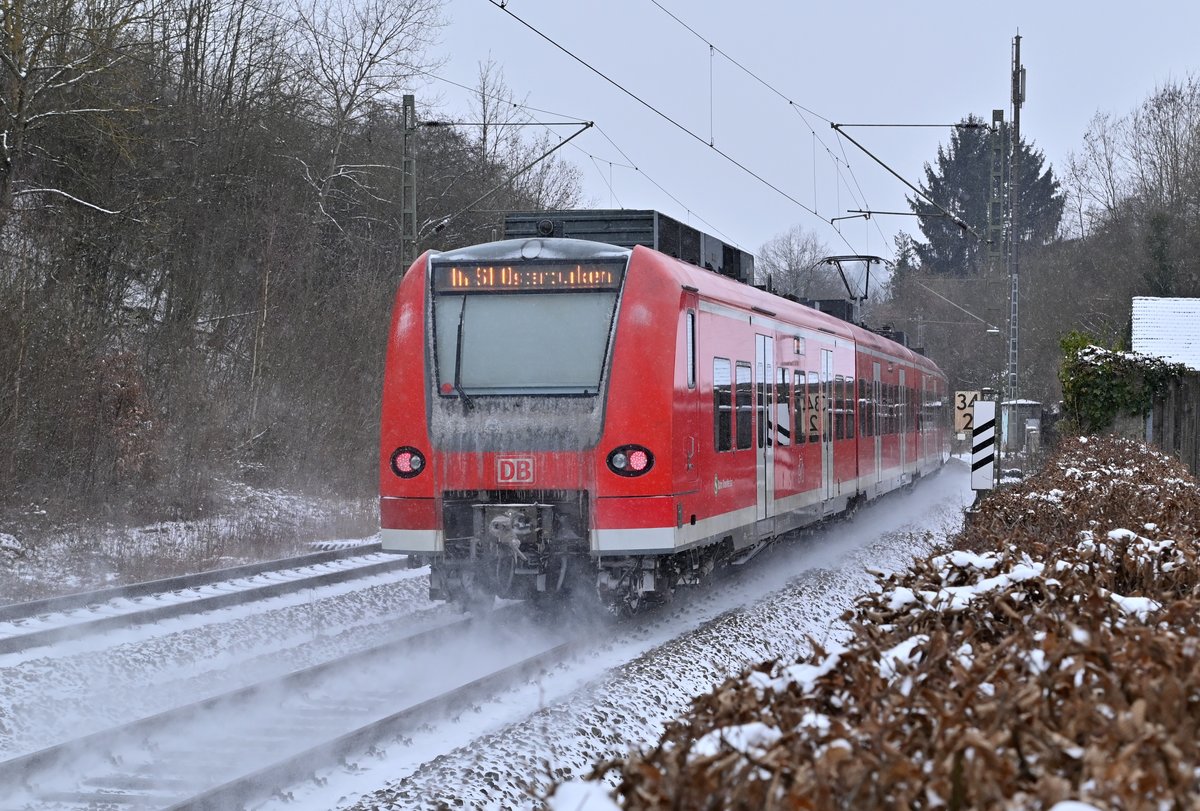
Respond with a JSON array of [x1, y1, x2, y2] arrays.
[[971, 400, 997, 490]]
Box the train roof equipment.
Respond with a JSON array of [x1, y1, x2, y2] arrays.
[[503, 209, 755, 286], [503, 209, 916, 353]]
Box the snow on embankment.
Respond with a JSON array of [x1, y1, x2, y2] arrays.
[[553, 436, 1200, 810]]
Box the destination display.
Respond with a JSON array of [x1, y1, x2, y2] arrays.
[[432, 262, 624, 293]]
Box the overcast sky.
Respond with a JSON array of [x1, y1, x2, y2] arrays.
[[421, 0, 1200, 261]]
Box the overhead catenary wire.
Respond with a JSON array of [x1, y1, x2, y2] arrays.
[[646, 0, 894, 256], [485, 0, 860, 255], [592, 125, 739, 246], [421, 121, 593, 238], [831, 123, 986, 242], [51, 0, 873, 259], [55, 0, 763, 253], [647, 0, 828, 121], [411, 70, 740, 246], [113, 0, 733, 250]]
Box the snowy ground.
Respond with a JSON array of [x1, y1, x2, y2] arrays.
[[0, 484, 377, 603], [0, 464, 973, 810], [272, 462, 971, 811], [575, 436, 1200, 811], [0, 566, 454, 763]]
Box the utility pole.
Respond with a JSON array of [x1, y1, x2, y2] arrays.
[[1007, 34, 1024, 403], [401, 94, 418, 268]]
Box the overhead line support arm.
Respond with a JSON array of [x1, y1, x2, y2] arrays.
[[830, 123, 988, 244]]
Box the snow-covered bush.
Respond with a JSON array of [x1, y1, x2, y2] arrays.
[[581, 436, 1200, 809]]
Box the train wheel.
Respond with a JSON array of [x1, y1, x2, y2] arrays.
[[463, 587, 495, 616], [458, 569, 496, 616], [491, 551, 517, 598], [845, 495, 864, 521], [612, 590, 642, 619]]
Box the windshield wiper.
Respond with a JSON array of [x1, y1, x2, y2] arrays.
[[453, 295, 475, 412]]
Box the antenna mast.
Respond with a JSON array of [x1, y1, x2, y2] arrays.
[[1007, 34, 1025, 402]]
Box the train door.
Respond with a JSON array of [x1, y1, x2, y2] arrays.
[[872, 361, 882, 485], [899, 369, 907, 473], [921, 375, 931, 464], [682, 302, 700, 495], [755, 335, 775, 521], [821, 348, 834, 500]]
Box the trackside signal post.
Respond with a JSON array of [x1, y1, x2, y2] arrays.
[[971, 400, 997, 491]]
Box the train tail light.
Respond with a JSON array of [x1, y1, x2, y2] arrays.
[[390, 446, 426, 478], [607, 444, 654, 477]]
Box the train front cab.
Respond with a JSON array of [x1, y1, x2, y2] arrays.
[[380, 237, 648, 606]]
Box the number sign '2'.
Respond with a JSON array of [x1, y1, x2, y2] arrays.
[[955, 390, 981, 433]]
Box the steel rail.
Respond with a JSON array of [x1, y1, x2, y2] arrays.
[[167, 640, 574, 811], [0, 546, 411, 655], [0, 543, 385, 621], [0, 612, 490, 794]]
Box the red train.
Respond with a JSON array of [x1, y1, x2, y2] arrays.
[[380, 230, 948, 612]]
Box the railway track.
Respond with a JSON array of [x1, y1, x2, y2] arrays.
[[0, 543, 409, 655], [0, 604, 574, 810]]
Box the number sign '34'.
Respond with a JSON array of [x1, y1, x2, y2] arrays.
[[955, 391, 981, 432]]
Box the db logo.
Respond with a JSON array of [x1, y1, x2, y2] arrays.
[[497, 457, 534, 484]]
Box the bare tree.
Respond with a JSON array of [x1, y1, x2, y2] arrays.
[[756, 225, 841, 299], [1065, 112, 1128, 236], [0, 0, 152, 231], [1067, 77, 1200, 233], [468, 59, 583, 209], [289, 0, 443, 231], [472, 57, 524, 168]]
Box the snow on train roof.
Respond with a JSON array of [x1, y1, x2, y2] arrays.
[[424, 237, 940, 375], [631, 245, 942, 374], [431, 237, 631, 264]]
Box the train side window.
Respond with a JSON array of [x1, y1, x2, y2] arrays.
[[859, 378, 870, 437], [756, 368, 767, 450], [857, 378, 864, 438], [794, 371, 804, 445], [735, 362, 753, 450], [686, 311, 696, 389], [776, 368, 791, 446], [880, 383, 886, 435], [807, 371, 820, 443], [823, 373, 833, 443], [713, 358, 732, 452], [846, 378, 856, 437], [872, 378, 880, 438], [833, 376, 844, 440], [889, 383, 897, 435]]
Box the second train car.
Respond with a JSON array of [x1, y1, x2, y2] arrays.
[[380, 235, 948, 612]]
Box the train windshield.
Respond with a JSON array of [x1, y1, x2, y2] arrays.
[[430, 259, 626, 396]]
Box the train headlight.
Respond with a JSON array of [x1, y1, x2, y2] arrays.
[[607, 445, 654, 477], [390, 446, 427, 478]]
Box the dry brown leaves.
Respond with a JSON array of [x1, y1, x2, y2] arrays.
[[591, 436, 1200, 810]]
